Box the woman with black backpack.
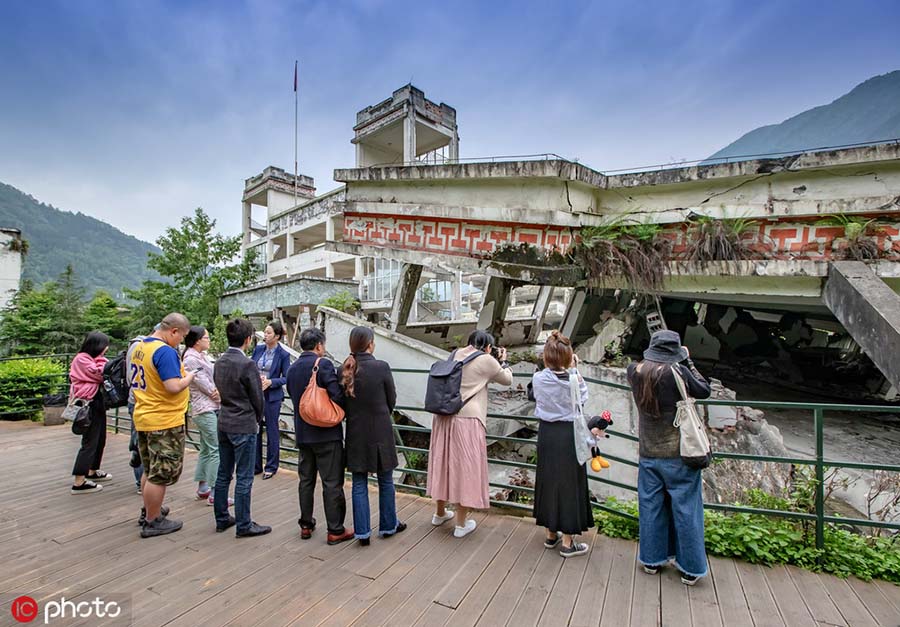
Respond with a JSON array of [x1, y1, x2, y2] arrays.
[[426, 330, 513, 538], [69, 331, 112, 494]]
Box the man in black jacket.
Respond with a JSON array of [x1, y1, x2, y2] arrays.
[[212, 319, 271, 537], [286, 328, 353, 545]]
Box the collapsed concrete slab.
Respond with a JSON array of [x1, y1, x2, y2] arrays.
[[824, 261, 900, 391]]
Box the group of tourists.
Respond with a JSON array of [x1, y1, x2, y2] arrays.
[[68, 312, 711, 585]]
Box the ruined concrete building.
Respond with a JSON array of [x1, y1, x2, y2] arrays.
[[222, 84, 900, 516], [223, 84, 900, 401], [223, 85, 568, 347], [0, 227, 24, 311]]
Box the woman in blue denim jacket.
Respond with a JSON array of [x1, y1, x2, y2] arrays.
[[251, 320, 291, 479], [628, 330, 711, 586]]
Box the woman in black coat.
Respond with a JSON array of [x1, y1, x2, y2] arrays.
[[340, 326, 406, 546]]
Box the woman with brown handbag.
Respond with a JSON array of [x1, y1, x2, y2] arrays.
[[285, 328, 353, 545]]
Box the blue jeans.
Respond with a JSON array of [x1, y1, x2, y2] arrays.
[[351, 471, 398, 539], [637, 457, 708, 578], [215, 432, 257, 533]]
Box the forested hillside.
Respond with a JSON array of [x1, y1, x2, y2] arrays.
[[0, 182, 160, 297]]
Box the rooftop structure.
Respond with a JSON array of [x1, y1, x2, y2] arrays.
[[353, 84, 458, 167]]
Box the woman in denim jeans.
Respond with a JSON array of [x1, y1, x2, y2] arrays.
[[628, 330, 711, 585], [182, 326, 222, 503], [340, 326, 406, 546]]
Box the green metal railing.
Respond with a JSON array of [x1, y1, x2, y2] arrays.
[[7, 351, 897, 556]]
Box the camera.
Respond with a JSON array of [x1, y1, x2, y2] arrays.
[[490, 346, 502, 361]]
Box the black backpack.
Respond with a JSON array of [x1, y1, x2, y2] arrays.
[[424, 350, 489, 416], [102, 350, 129, 408]]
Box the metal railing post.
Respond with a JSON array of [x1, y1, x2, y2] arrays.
[[114, 406, 119, 434], [814, 408, 825, 561]]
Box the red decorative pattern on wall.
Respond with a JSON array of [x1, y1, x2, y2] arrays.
[[343, 213, 574, 258], [343, 213, 900, 261]]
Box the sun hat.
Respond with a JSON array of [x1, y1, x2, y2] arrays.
[[642, 330, 688, 364]]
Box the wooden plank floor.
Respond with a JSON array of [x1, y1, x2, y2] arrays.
[[1, 421, 898, 626]]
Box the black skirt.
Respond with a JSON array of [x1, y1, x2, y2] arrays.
[[533, 420, 593, 535]]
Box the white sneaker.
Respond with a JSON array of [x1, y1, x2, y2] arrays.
[[432, 510, 455, 526], [453, 518, 477, 538]]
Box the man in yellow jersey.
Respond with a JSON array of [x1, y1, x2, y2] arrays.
[[132, 312, 196, 538]]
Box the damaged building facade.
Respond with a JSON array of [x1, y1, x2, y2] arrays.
[[224, 84, 569, 347], [223, 84, 900, 516], [328, 141, 900, 402]]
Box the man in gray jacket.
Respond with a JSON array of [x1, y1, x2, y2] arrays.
[[212, 318, 271, 537]]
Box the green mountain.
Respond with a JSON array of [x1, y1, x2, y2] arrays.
[[708, 70, 900, 161], [0, 181, 160, 299]]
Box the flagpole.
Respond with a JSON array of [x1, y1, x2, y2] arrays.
[[294, 60, 298, 207]]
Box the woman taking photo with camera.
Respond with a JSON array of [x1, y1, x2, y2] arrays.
[[630, 329, 711, 585], [69, 331, 111, 494], [426, 329, 513, 538], [530, 330, 594, 557]]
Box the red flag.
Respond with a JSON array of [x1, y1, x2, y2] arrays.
[[293, 61, 297, 92]]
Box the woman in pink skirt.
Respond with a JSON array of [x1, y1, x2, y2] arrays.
[[426, 330, 513, 538]]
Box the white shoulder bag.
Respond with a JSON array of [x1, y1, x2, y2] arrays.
[[670, 365, 712, 469]]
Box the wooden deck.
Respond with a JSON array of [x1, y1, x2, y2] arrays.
[[2, 421, 899, 627]]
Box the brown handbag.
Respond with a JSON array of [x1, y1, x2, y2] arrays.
[[298, 357, 345, 428]]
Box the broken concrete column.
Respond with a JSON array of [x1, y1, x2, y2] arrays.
[[578, 316, 631, 364], [559, 288, 587, 339], [823, 261, 900, 391], [388, 263, 423, 332], [477, 276, 512, 340], [528, 286, 555, 342]]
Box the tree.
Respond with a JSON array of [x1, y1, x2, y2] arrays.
[[83, 290, 130, 344], [48, 265, 87, 353], [126, 208, 257, 332], [0, 266, 88, 355], [0, 282, 59, 355]]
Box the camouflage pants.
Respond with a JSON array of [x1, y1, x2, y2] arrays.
[[137, 425, 185, 486]]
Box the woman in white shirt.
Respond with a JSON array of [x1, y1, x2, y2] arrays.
[[529, 331, 593, 557]]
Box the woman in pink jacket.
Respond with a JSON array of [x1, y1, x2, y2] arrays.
[[69, 331, 112, 494]]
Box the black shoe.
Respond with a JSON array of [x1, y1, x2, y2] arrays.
[[681, 573, 699, 586], [383, 522, 407, 538], [358, 538, 370, 546], [71, 480, 102, 494], [140, 516, 183, 538], [262, 471, 276, 480], [236, 522, 272, 537], [138, 505, 170, 527], [216, 516, 236, 533]]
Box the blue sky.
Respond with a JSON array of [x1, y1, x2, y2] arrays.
[[2, 0, 900, 242]]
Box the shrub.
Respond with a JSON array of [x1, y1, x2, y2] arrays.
[[594, 481, 900, 583], [684, 216, 757, 262], [320, 291, 361, 314], [0, 358, 67, 420], [575, 222, 669, 293]]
